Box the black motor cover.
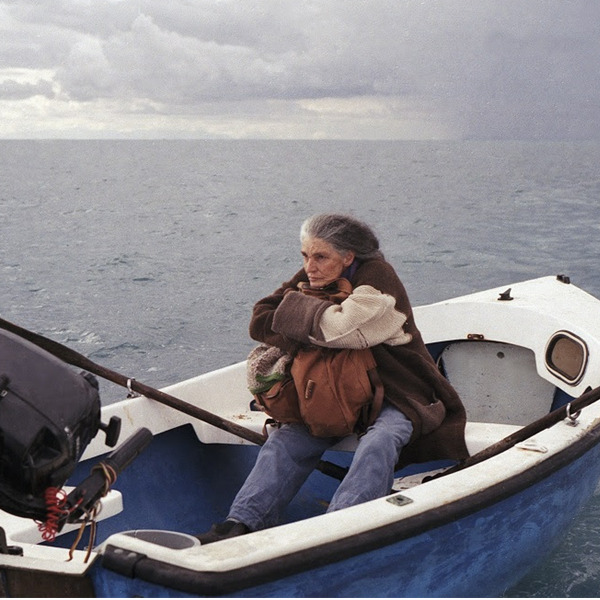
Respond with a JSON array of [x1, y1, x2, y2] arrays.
[[0, 329, 101, 520]]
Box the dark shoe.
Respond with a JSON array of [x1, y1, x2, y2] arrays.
[[196, 520, 250, 544]]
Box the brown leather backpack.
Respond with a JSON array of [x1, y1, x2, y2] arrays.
[[254, 279, 384, 437]]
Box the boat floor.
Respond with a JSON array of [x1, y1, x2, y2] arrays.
[[0, 420, 523, 551]]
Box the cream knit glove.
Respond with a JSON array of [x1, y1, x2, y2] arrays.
[[309, 285, 412, 349]]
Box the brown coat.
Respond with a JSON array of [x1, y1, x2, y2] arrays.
[[249, 258, 469, 464]]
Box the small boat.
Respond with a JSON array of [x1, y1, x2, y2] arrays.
[[2, 275, 600, 597]]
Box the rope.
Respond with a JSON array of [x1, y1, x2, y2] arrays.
[[67, 506, 98, 563], [91, 461, 118, 495], [31, 461, 119, 562], [66, 461, 118, 563]]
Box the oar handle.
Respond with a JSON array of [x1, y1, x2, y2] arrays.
[[105, 427, 154, 474], [60, 428, 154, 529]]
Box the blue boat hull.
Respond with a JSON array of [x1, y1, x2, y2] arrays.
[[53, 421, 600, 597]]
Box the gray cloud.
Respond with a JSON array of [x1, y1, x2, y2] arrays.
[[1, 0, 598, 139], [0, 78, 54, 100]]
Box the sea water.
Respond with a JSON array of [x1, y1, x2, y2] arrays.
[[1, 139, 600, 596]]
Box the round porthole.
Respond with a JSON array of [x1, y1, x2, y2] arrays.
[[545, 331, 588, 385]]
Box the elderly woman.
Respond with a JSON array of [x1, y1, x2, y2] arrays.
[[198, 214, 468, 543]]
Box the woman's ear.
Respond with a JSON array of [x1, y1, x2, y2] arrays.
[[343, 251, 355, 267]]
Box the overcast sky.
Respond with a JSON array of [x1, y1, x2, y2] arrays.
[[1, 0, 598, 140]]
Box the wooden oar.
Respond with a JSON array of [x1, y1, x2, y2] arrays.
[[0, 316, 348, 480], [0, 315, 266, 445]]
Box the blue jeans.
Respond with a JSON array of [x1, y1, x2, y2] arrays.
[[227, 403, 413, 531]]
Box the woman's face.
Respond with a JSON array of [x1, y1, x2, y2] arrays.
[[301, 237, 354, 288]]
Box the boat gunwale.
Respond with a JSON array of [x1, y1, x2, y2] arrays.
[[99, 406, 600, 596]]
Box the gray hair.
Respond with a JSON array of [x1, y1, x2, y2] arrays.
[[300, 213, 384, 261]]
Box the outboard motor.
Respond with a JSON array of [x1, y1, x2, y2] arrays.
[[0, 329, 121, 521]]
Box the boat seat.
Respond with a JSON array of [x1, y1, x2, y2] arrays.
[[216, 410, 522, 456], [0, 488, 123, 545], [334, 421, 522, 456], [464, 421, 521, 455]]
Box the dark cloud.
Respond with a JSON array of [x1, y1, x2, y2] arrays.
[[1, 0, 599, 139]]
